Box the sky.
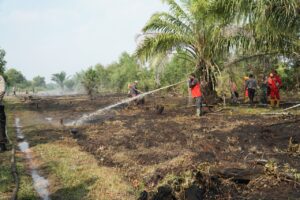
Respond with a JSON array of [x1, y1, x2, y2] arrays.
[[0, 0, 167, 82]]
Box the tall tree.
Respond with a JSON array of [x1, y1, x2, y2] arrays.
[[81, 68, 98, 99], [51, 71, 67, 90], [136, 0, 246, 95], [136, 0, 300, 95], [5, 68, 27, 87], [32, 76, 46, 88], [212, 0, 300, 56]]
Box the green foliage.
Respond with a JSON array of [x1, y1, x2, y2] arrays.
[[107, 52, 141, 91], [161, 55, 193, 93], [81, 67, 98, 97], [275, 62, 300, 91], [51, 71, 67, 90], [0, 48, 6, 75], [32, 76, 46, 88], [135, 0, 249, 94], [136, 0, 300, 95], [79, 52, 155, 94], [64, 79, 76, 91], [5, 68, 28, 88]]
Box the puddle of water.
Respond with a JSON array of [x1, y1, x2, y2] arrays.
[[15, 118, 51, 200]]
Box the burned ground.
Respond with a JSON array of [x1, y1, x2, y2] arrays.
[[8, 94, 300, 199]]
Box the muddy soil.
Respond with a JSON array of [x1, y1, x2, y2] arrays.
[[14, 94, 300, 199]]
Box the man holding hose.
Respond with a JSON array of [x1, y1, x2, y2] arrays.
[[189, 73, 203, 116], [129, 81, 144, 105]]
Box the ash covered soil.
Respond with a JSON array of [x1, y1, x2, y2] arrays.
[[14, 94, 300, 199]]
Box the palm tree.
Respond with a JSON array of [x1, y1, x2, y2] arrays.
[[51, 71, 67, 90], [213, 0, 300, 55], [135, 0, 247, 95], [136, 0, 299, 95]]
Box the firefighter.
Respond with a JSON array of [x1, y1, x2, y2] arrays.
[[268, 73, 281, 108], [0, 74, 7, 152], [129, 81, 140, 97], [129, 81, 144, 105], [188, 73, 203, 116]]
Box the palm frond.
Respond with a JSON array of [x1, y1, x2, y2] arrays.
[[143, 12, 192, 35], [135, 33, 194, 61]]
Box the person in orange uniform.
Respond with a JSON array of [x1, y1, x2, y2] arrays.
[[188, 73, 203, 116], [268, 72, 281, 107]]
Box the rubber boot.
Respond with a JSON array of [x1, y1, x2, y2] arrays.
[[276, 99, 280, 108], [270, 100, 275, 108], [196, 109, 201, 117]]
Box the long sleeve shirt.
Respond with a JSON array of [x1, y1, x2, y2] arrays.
[[245, 78, 257, 90]]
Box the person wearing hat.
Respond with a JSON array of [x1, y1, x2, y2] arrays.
[[0, 74, 7, 152], [129, 81, 140, 97], [129, 81, 144, 105], [188, 73, 203, 116]]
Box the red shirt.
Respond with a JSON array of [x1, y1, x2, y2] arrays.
[[189, 79, 202, 98]]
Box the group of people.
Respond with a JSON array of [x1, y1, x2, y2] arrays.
[[233, 70, 282, 107], [127, 70, 282, 118], [188, 70, 284, 117]]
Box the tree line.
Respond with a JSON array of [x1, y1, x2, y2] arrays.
[[0, 0, 299, 97]]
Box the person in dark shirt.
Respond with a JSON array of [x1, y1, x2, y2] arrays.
[[245, 74, 257, 105], [130, 81, 140, 97]]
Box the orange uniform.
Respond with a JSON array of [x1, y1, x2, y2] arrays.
[[268, 75, 281, 100]]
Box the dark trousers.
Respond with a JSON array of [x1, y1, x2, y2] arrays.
[[248, 88, 256, 104], [0, 105, 6, 142], [195, 96, 203, 109]]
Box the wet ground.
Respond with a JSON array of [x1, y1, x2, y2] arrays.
[[8, 94, 300, 200]]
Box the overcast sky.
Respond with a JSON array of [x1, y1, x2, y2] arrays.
[[0, 0, 167, 81]]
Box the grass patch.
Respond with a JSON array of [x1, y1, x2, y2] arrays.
[[33, 142, 135, 200], [16, 161, 39, 200], [3, 98, 39, 200], [0, 151, 13, 200]]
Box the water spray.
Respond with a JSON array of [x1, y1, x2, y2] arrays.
[[68, 80, 185, 126]]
